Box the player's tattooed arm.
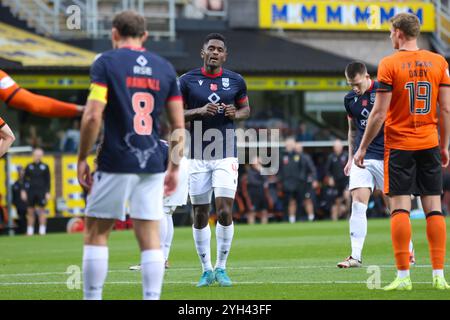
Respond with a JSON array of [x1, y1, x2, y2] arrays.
[[184, 103, 218, 122], [348, 118, 357, 159], [77, 99, 106, 191], [344, 118, 357, 176]]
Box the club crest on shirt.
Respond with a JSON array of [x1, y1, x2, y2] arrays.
[[222, 78, 229, 88], [370, 92, 376, 103], [210, 83, 218, 91], [198, 80, 203, 86]]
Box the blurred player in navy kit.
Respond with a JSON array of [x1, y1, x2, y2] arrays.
[[337, 62, 414, 268], [24, 148, 50, 236], [179, 33, 250, 287], [77, 11, 184, 300]]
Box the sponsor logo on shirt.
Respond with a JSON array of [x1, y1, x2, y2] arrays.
[[133, 66, 152, 76], [133, 55, 152, 75], [136, 55, 148, 66], [208, 93, 221, 104]]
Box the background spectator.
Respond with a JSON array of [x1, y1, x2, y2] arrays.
[[294, 142, 319, 221], [24, 148, 51, 236], [241, 158, 271, 224], [12, 167, 28, 234], [296, 121, 314, 142], [61, 120, 80, 153], [279, 137, 301, 223], [325, 139, 350, 220]]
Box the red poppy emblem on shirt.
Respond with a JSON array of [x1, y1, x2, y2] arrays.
[[210, 83, 218, 91], [362, 99, 368, 107]]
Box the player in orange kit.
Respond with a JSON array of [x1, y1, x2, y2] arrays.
[[0, 69, 83, 117], [354, 13, 450, 290]]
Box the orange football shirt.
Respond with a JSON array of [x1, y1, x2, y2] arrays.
[[0, 69, 79, 117], [377, 50, 450, 150]]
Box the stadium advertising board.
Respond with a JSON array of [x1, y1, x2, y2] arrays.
[[259, 0, 435, 31], [12, 75, 348, 91], [0, 22, 95, 66]]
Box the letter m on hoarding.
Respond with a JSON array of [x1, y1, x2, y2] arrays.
[[380, 7, 395, 24], [327, 6, 342, 23], [302, 5, 317, 22], [408, 8, 423, 24], [272, 4, 287, 22], [355, 7, 370, 23]]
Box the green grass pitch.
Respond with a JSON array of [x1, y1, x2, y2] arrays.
[[0, 218, 449, 300]]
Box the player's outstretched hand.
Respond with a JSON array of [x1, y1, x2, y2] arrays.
[[441, 148, 449, 168], [200, 103, 218, 117], [344, 159, 352, 176], [353, 149, 366, 169], [224, 104, 237, 119], [77, 159, 93, 192], [164, 168, 179, 197]]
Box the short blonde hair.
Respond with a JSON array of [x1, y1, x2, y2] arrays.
[[390, 13, 420, 39]]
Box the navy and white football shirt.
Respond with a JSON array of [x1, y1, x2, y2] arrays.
[[90, 47, 182, 173], [179, 67, 248, 160], [344, 80, 384, 160]]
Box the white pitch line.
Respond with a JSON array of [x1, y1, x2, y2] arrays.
[[0, 265, 435, 278], [0, 280, 435, 286]]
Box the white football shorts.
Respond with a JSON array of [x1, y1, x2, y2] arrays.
[[349, 159, 384, 192], [85, 171, 165, 221], [189, 157, 239, 205]]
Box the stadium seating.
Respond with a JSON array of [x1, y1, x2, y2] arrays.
[[1, 0, 227, 40]]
